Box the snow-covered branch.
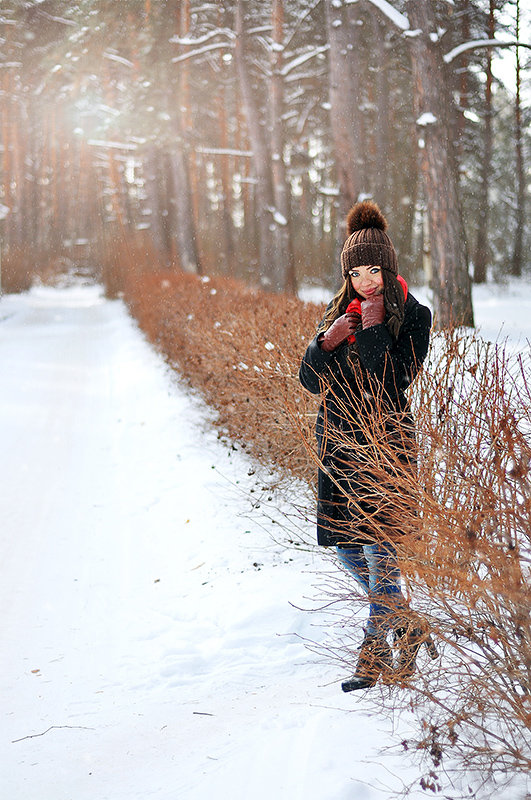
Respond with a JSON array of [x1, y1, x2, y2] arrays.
[[87, 139, 137, 151], [169, 29, 235, 46], [318, 186, 340, 197], [37, 11, 77, 27], [196, 147, 253, 158], [247, 25, 273, 37], [103, 52, 134, 69], [346, 0, 409, 31], [285, 68, 327, 84], [444, 38, 531, 64], [266, 206, 288, 226], [171, 42, 232, 64], [281, 45, 329, 77]]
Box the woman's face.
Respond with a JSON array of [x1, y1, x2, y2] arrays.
[[348, 265, 384, 299]]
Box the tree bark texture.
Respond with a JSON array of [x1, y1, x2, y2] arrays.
[[235, 0, 283, 291], [216, 87, 236, 274], [406, 0, 474, 327], [170, 0, 201, 274], [271, 0, 297, 293], [511, 0, 525, 277], [371, 17, 390, 207], [473, 1, 494, 284], [325, 0, 365, 218], [170, 140, 201, 273]]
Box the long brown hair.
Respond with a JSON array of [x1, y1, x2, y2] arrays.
[[317, 279, 357, 335]]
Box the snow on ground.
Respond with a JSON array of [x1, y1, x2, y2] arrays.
[[0, 280, 528, 800]]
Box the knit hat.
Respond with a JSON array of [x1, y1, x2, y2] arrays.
[[341, 200, 404, 338], [341, 200, 398, 280]]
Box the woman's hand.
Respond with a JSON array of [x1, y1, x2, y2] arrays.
[[320, 313, 359, 352], [361, 294, 385, 328]]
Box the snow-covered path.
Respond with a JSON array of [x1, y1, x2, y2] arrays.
[[0, 283, 489, 799]]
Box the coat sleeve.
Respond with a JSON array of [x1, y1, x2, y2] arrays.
[[298, 303, 336, 395], [298, 336, 335, 395], [354, 300, 431, 398]]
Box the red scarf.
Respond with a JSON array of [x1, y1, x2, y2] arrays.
[[345, 275, 408, 343]]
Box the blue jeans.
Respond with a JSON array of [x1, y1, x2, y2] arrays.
[[336, 543, 407, 636]]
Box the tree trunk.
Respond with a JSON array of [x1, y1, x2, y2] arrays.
[[372, 17, 390, 206], [325, 0, 364, 218], [168, 0, 201, 274], [216, 6, 236, 276], [1, 62, 16, 248], [144, 146, 167, 255], [170, 140, 201, 273], [271, 0, 297, 294], [473, 1, 494, 284], [216, 88, 236, 275], [511, 0, 524, 277], [455, 0, 471, 160], [406, 0, 474, 328], [48, 109, 61, 252], [234, 0, 282, 291]]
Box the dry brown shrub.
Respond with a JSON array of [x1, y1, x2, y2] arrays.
[[99, 228, 165, 300], [398, 330, 531, 792], [1, 246, 38, 293], [120, 265, 323, 489], [0, 245, 100, 293]]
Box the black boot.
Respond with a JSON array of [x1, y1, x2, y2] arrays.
[[394, 614, 438, 680], [341, 631, 393, 692]]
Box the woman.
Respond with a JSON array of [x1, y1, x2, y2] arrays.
[[299, 200, 436, 692]]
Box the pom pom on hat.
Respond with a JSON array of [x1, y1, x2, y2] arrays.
[[346, 200, 388, 236]]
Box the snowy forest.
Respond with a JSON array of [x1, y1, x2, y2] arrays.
[[1, 0, 529, 326]]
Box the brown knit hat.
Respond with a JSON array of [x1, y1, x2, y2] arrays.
[[341, 200, 398, 280]]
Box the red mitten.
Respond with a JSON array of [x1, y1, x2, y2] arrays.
[[361, 294, 385, 328], [345, 299, 362, 343], [320, 313, 358, 352]]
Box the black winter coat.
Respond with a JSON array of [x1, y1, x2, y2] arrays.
[[299, 293, 432, 547]]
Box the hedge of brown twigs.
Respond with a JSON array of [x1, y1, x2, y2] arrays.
[[119, 258, 324, 488]]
